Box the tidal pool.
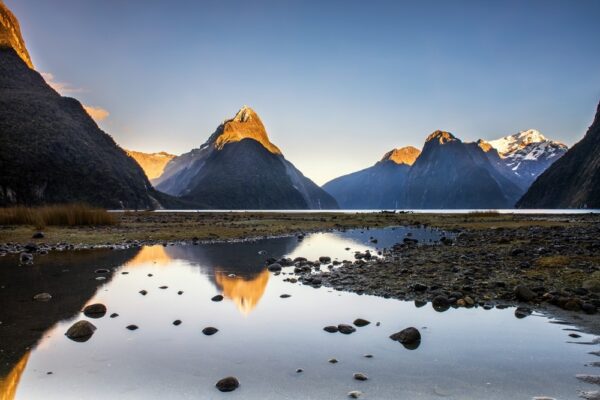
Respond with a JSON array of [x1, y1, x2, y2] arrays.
[[0, 227, 597, 399]]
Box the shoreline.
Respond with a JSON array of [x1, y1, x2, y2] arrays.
[[2, 212, 599, 333]]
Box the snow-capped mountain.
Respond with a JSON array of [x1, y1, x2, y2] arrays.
[[483, 130, 568, 189]]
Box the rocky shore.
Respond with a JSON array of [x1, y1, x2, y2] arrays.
[[274, 216, 600, 332]]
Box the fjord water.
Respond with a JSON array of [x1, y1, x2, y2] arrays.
[[0, 228, 597, 399]]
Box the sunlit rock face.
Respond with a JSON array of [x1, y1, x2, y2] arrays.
[[155, 106, 338, 210], [380, 146, 420, 165], [211, 106, 281, 155], [518, 100, 600, 208], [214, 270, 269, 315], [126, 150, 176, 181], [0, 1, 33, 69]]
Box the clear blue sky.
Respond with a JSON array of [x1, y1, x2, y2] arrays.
[[6, 0, 600, 184]]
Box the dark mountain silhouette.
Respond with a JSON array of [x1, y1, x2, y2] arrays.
[[517, 100, 600, 208], [403, 131, 522, 209], [155, 106, 338, 209], [322, 147, 419, 209], [0, 2, 184, 209]]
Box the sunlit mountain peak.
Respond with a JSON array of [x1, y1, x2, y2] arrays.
[[380, 146, 421, 165]]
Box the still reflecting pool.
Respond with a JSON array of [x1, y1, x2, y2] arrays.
[[0, 228, 597, 399]]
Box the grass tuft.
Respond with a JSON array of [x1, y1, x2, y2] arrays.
[[0, 204, 117, 228]]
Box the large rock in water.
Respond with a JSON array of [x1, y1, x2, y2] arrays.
[[322, 147, 419, 209], [517, 100, 600, 209], [154, 106, 338, 210], [0, 2, 184, 208]]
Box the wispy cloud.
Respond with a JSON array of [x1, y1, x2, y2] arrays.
[[83, 105, 110, 121], [40, 72, 109, 121], [40, 72, 84, 94]]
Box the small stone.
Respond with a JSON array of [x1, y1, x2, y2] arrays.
[[296, 368, 303, 373], [32, 232, 44, 239], [147, 273, 153, 277], [267, 263, 282, 272], [33, 293, 52, 302], [348, 391, 362, 399], [211, 295, 224, 302], [353, 373, 368, 381], [126, 324, 139, 331], [110, 313, 119, 318], [390, 327, 421, 344], [364, 354, 373, 358], [280, 294, 291, 298], [216, 376, 239, 392], [65, 320, 96, 342], [83, 303, 107, 318], [514, 285, 536, 302], [338, 324, 356, 334], [319, 256, 331, 263], [202, 327, 219, 336], [159, 286, 168, 289], [20, 253, 33, 264], [514, 307, 532, 319], [173, 320, 182, 326], [95, 268, 110, 274], [328, 358, 338, 364], [323, 326, 339, 333], [353, 318, 370, 327], [177, 291, 184, 295], [139, 290, 148, 296]]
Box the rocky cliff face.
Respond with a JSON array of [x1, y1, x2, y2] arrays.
[[517, 101, 600, 208], [155, 106, 338, 209], [0, 1, 33, 68], [380, 146, 420, 165], [126, 150, 176, 181]]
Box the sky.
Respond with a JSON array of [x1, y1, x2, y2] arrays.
[[6, 0, 600, 185]]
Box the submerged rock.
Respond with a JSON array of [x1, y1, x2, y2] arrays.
[[353, 318, 370, 327], [202, 327, 219, 336], [215, 376, 239, 392], [338, 324, 356, 334], [65, 320, 96, 342], [33, 293, 51, 302], [353, 373, 368, 381], [83, 303, 107, 318], [390, 327, 421, 345], [267, 263, 282, 272]]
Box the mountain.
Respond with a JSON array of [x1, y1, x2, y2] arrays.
[[154, 106, 338, 209], [483, 129, 568, 189], [322, 146, 420, 209], [403, 131, 522, 209], [126, 150, 176, 182], [0, 2, 180, 209], [517, 101, 600, 208]]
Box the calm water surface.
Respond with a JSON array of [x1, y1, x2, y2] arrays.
[[0, 228, 598, 399]]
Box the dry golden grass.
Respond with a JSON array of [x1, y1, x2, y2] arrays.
[[0, 204, 116, 228], [467, 210, 500, 217], [534, 255, 572, 269]]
